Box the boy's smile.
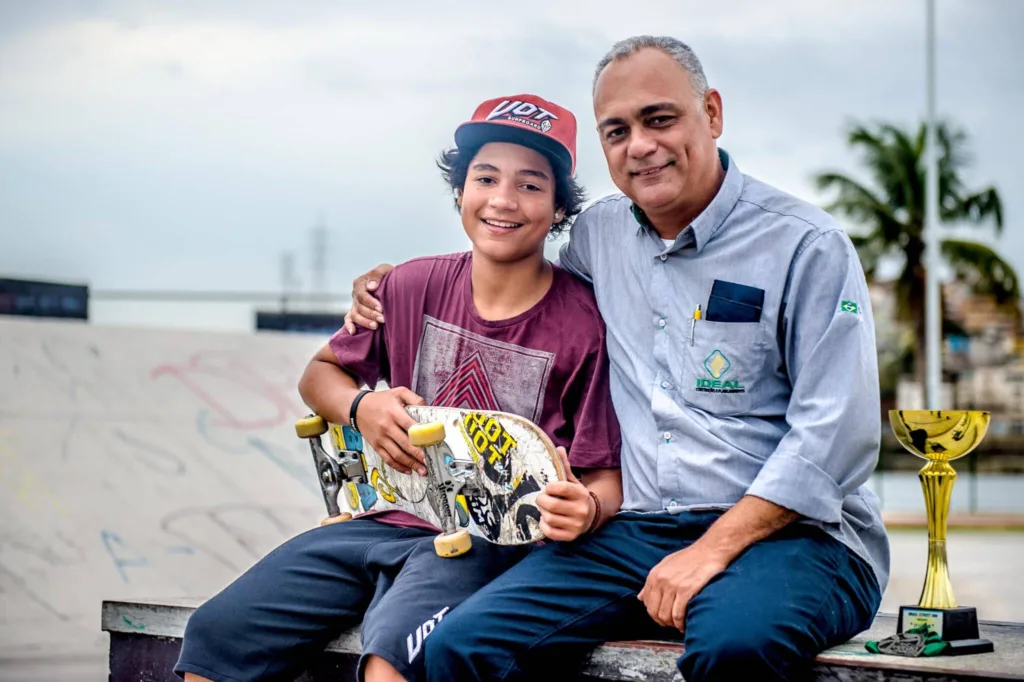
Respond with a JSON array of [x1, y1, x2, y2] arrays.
[[481, 218, 523, 230]]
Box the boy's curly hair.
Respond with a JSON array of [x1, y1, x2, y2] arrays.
[[437, 144, 586, 236]]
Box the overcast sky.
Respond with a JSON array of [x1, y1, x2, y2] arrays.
[[1, 0, 1021, 331]]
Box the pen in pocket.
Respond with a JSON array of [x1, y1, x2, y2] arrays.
[[690, 305, 701, 345]]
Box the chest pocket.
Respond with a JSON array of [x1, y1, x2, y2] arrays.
[[672, 319, 771, 416]]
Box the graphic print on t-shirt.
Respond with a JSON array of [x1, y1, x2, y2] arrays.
[[412, 316, 554, 423], [432, 350, 501, 412]]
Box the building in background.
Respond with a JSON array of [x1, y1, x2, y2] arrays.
[[881, 278, 1024, 435], [254, 310, 346, 335], [0, 277, 89, 320]]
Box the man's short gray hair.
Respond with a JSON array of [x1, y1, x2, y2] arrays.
[[593, 35, 708, 99]]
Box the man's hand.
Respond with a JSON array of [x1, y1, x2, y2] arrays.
[[637, 544, 730, 631], [635, 496, 797, 632], [536, 447, 596, 542], [355, 387, 427, 475], [343, 263, 394, 334]]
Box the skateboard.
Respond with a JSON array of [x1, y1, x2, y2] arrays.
[[295, 406, 566, 557]]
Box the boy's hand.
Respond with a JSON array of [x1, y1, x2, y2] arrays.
[[343, 263, 394, 334], [536, 447, 596, 542], [355, 387, 427, 475]]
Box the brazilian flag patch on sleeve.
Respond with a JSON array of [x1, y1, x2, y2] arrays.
[[839, 300, 860, 315]]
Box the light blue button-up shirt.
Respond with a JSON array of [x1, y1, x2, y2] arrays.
[[559, 149, 890, 591]]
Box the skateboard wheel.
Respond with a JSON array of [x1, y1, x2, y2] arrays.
[[434, 528, 472, 558], [409, 421, 445, 447], [295, 415, 328, 438], [320, 512, 353, 526]]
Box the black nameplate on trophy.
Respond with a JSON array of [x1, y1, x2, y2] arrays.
[[898, 605, 995, 654]]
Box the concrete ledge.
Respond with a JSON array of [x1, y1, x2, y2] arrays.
[[882, 512, 1024, 531], [101, 599, 1024, 681]]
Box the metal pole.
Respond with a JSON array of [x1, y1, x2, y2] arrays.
[[924, 0, 943, 409], [968, 448, 978, 514]]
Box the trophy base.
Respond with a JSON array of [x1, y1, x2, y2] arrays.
[[897, 605, 995, 655]]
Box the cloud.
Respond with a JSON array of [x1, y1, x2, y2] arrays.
[[0, 0, 1020, 329]]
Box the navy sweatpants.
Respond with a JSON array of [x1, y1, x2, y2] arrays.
[[174, 518, 529, 682], [423, 510, 882, 682]]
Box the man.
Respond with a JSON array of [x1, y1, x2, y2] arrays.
[[346, 36, 889, 681]]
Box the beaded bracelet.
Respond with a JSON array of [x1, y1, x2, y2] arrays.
[[585, 489, 602, 535]]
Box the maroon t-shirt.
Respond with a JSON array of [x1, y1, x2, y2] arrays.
[[328, 252, 621, 529]]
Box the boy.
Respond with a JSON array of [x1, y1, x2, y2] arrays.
[[174, 93, 623, 682]]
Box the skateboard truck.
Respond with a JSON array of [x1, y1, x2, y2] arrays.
[[295, 415, 364, 526], [409, 420, 472, 558]]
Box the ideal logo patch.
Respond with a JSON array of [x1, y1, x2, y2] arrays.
[[696, 349, 746, 394], [486, 100, 558, 133], [704, 350, 731, 379]]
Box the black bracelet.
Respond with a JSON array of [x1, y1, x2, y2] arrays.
[[349, 390, 371, 432]]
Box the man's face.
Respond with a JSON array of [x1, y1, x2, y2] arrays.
[[459, 141, 557, 265], [593, 48, 723, 216]]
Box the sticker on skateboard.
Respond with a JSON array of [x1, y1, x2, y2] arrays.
[[295, 406, 565, 554]]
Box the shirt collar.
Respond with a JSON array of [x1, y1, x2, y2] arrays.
[[630, 148, 744, 253]]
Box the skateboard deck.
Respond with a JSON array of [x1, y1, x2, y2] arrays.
[[296, 406, 565, 548]]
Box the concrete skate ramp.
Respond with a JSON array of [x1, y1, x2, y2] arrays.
[[0, 317, 330, 664]]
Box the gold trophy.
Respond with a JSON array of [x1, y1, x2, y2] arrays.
[[888, 410, 994, 655]]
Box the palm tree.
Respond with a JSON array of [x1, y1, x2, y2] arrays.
[[814, 120, 1019, 382]]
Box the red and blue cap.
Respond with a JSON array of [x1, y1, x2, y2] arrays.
[[454, 94, 577, 175]]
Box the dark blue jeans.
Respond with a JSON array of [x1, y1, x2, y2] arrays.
[[424, 511, 882, 682]]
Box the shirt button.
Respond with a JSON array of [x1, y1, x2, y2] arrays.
[[660, 254, 668, 261], [663, 431, 671, 441], [658, 318, 666, 328], [661, 381, 671, 390]]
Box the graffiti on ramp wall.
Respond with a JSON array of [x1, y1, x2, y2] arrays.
[[0, 319, 327, 657]]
